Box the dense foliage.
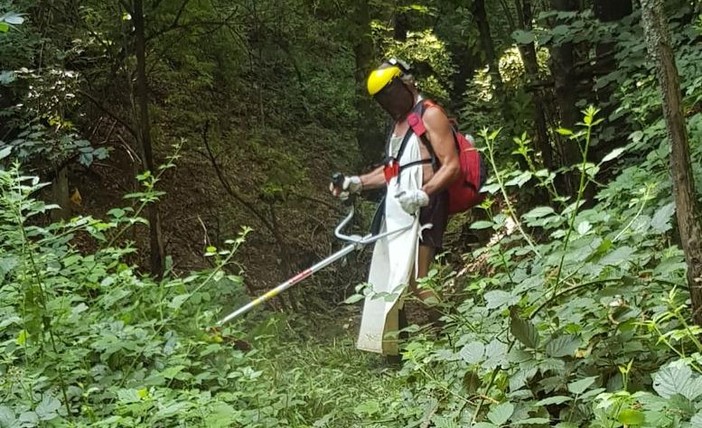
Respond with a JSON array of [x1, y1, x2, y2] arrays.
[[1, 0, 702, 426]]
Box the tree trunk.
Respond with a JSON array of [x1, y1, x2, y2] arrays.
[[50, 166, 71, 221], [351, 0, 383, 168], [548, 0, 581, 193], [515, 0, 552, 170], [592, 0, 633, 156], [640, 0, 702, 325], [133, 0, 165, 278], [393, 2, 409, 42], [472, 0, 505, 97]]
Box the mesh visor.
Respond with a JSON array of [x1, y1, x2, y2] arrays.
[[372, 77, 414, 120]]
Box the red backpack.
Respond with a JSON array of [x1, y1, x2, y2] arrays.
[[405, 100, 487, 215]]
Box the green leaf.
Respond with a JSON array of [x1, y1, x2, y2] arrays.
[[0, 22, 9, 33], [1, 12, 25, 25], [617, 408, 644, 426], [487, 402, 514, 426], [512, 418, 551, 425], [345, 294, 364, 304], [691, 411, 702, 426], [652, 362, 702, 400], [536, 396, 572, 406], [512, 29, 535, 44], [35, 395, 61, 421], [599, 246, 635, 266], [601, 147, 626, 163], [577, 221, 592, 235], [168, 293, 191, 309], [556, 127, 573, 136], [472, 424, 498, 428], [485, 290, 519, 309], [0, 406, 16, 427], [459, 342, 485, 364], [545, 335, 580, 358], [568, 376, 598, 395], [523, 206, 556, 219], [510, 308, 539, 348], [0, 146, 12, 160], [0, 71, 14, 84], [470, 220, 495, 230], [650, 202, 675, 233], [505, 171, 532, 187]]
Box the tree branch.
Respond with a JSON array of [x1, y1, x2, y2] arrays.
[[78, 90, 137, 140], [200, 121, 284, 245], [146, 0, 192, 42]]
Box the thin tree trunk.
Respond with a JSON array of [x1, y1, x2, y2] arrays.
[[473, 0, 505, 97], [549, 0, 581, 193], [515, 0, 552, 170], [351, 0, 383, 167], [50, 166, 71, 221], [133, 0, 165, 278], [592, 0, 633, 156], [640, 0, 702, 325]]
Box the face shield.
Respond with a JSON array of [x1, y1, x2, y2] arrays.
[[372, 77, 415, 121]]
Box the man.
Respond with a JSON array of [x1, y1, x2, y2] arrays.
[[331, 59, 460, 353]]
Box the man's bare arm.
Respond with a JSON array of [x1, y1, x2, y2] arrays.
[[359, 165, 386, 190], [421, 107, 460, 196]]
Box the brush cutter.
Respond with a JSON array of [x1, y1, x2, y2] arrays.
[[217, 174, 406, 325]]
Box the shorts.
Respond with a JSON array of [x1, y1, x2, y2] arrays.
[[419, 190, 449, 249]]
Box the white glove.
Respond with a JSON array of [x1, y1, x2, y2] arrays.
[[329, 175, 362, 200], [395, 189, 429, 214]]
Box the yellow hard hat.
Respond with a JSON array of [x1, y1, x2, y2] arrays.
[[367, 65, 402, 96]]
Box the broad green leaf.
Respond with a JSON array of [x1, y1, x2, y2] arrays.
[[665, 394, 696, 417], [652, 362, 702, 400], [617, 408, 644, 425], [505, 171, 532, 187], [601, 147, 626, 163], [460, 342, 485, 364], [1, 12, 25, 25], [545, 335, 580, 358], [523, 206, 556, 219], [471, 220, 495, 230], [0, 22, 9, 32], [577, 221, 592, 235], [536, 396, 572, 406], [650, 202, 675, 233], [0, 146, 12, 160], [484, 290, 519, 309], [512, 29, 535, 44], [556, 128, 573, 136], [0, 406, 15, 427], [0, 71, 14, 84], [487, 402, 514, 426], [472, 423, 498, 428], [344, 294, 364, 304], [510, 309, 539, 348], [568, 376, 598, 395], [35, 395, 61, 421], [168, 293, 191, 309], [162, 365, 186, 379], [117, 389, 143, 404], [599, 246, 635, 266], [555, 423, 579, 428]]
